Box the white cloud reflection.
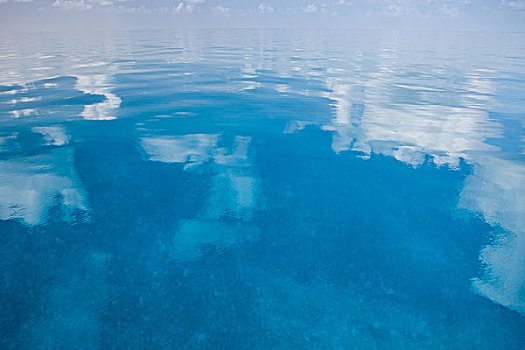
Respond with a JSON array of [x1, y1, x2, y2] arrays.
[[32, 125, 69, 146], [0, 143, 88, 226], [75, 74, 121, 120], [141, 134, 219, 168], [314, 62, 525, 314], [460, 157, 525, 314], [140, 133, 259, 261]]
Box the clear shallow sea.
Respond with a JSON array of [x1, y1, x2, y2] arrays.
[[0, 29, 524, 349]]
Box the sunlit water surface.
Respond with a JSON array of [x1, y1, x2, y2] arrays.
[[0, 30, 524, 349]]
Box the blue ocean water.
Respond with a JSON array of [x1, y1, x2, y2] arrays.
[[0, 29, 524, 349]]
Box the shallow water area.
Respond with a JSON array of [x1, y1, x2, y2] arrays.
[[0, 29, 524, 349]]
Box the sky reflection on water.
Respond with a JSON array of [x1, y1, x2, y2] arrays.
[[0, 30, 524, 349]]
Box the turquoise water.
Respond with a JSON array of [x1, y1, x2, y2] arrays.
[[0, 30, 524, 349]]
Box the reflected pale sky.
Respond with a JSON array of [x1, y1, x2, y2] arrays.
[[0, 28, 524, 348]]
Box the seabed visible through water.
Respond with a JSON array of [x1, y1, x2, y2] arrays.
[[0, 29, 524, 349]]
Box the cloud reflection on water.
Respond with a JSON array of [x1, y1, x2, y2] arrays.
[[141, 132, 259, 261], [315, 56, 525, 313], [0, 30, 523, 320], [0, 134, 88, 226]]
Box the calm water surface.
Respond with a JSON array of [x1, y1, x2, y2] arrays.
[[0, 29, 524, 349]]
